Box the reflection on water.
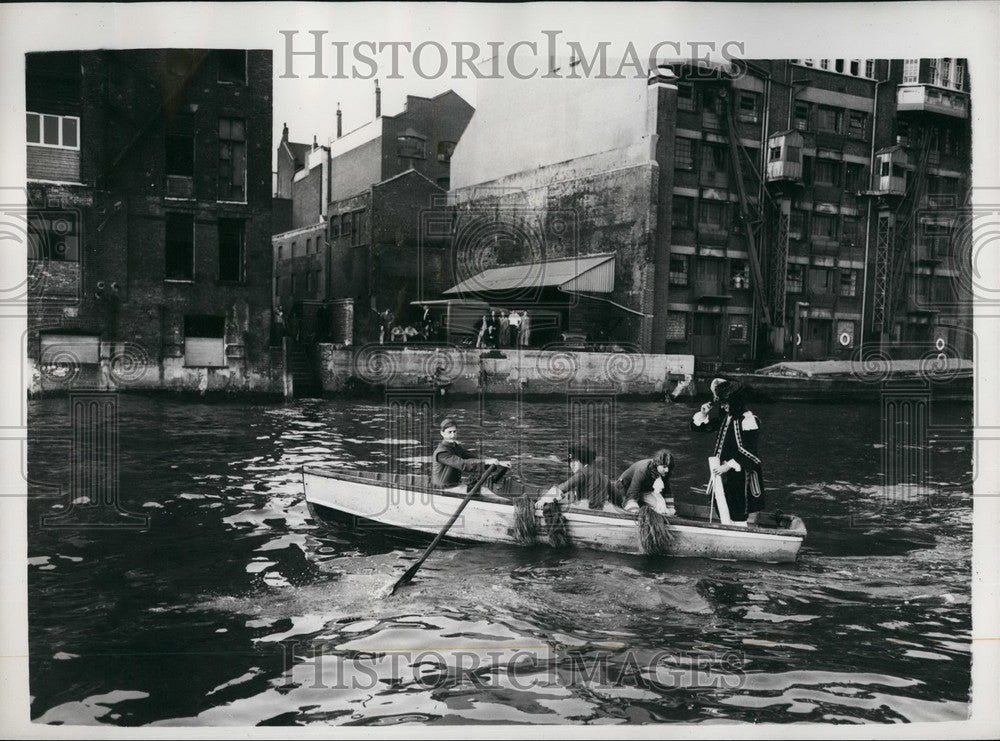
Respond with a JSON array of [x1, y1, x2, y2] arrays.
[[27, 396, 972, 724]]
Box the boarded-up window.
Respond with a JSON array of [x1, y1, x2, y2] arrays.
[[665, 312, 687, 342], [165, 213, 194, 280], [166, 134, 194, 177], [669, 256, 689, 286], [28, 211, 79, 261], [219, 117, 246, 202], [40, 334, 99, 364], [218, 219, 244, 282], [184, 315, 225, 367]]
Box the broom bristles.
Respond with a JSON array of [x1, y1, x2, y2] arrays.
[[542, 500, 571, 549], [637, 507, 675, 555], [512, 495, 538, 544]]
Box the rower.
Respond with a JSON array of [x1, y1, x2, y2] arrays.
[[431, 418, 508, 499]]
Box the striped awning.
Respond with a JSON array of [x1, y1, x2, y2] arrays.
[[443, 253, 615, 296]]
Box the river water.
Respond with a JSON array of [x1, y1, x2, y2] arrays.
[[27, 394, 972, 725]]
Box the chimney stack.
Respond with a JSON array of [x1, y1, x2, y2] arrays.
[[313, 134, 317, 151], [375, 79, 381, 118], [336, 103, 342, 139], [281, 122, 288, 142]]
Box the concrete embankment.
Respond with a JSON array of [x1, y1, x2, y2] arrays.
[[317, 345, 695, 397]]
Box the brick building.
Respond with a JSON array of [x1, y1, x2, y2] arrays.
[[26, 49, 279, 394], [272, 88, 474, 343], [448, 58, 972, 365]]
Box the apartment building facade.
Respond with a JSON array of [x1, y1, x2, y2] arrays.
[[272, 89, 474, 342], [448, 58, 972, 365], [26, 49, 279, 395]]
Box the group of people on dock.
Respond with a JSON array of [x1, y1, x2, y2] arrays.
[[475, 309, 531, 349], [431, 379, 765, 525]]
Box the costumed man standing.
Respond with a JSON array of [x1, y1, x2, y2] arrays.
[[431, 418, 507, 499], [690, 380, 764, 525]]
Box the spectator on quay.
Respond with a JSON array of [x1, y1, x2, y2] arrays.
[[508, 310, 521, 346], [499, 310, 511, 347], [519, 310, 532, 347]]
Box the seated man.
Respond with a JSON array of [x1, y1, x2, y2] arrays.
[[615, 449, 675, 514], [431, 418, 507, 498], [542, 444, 623, 512]]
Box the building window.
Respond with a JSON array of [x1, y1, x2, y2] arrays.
[[850, 59, 860, 76], [165, 213, 194, 280], [675, 138, 694, 170], [836, 320, 856, 348], [787, 264, 804, 293], [218, 50, 247, 84], [26, 112, 80, 149], [698, 200, 727, 230], [669, 256, 689, 286], [329, 216, 340, 238], [28, 211, 79, 262], [769, 146, 781, 161], [927, 59, 939, 85], [677, 83, 695, 111], [812, 212, 837, 239], [790, 210, 807, 238], [955, 60, 965, 89], [728, 316, 749, 343], [841, 214, 859, 246], [902, 59, 919, 84], [342, 213, 352, 238], [865, 60, 875, 78], [839, 269, 858, 297], [277, 244, 283, 260], [307, 270, 315, 294], [291, 241, 297, 258], [165, 133, 194, 177], [437, 140, 457, 163], [290, 273, 297, 295], [820, 59, 830, 70], [306, 238, 312, 254], [672, 196, 694, 229], [848, 111, 867, 138], [702, 144, 727, 172], [814, 159, 840, 186], [738, 92, 759, 122], [845, 163, 864, 192], [665, 311, 687, 342], [833, 59, 844, 73], [794, 101, 809, 131], [353, 209, 366, 246], [729, 260, 750, 290], [397, 135, 425, 159], [218, 118, 247, 202], [184, 315, 226, 367], [218, 219, 244, 282], [809, 267, 832, 293], [817, 106, 842, 133], [940, 59, 951, 88]]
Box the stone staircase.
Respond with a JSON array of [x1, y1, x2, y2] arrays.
[[287, 341, 322, 398]]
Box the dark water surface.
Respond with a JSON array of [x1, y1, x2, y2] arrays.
[[27, 395, 972, 725]]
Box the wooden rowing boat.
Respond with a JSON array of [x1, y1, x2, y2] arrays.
[[303, 467, 807, 563]]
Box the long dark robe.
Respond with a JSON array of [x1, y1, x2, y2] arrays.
[[692, 408, 764, 521]]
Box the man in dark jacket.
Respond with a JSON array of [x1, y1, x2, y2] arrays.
[[431, 418, 506, 493], [616, 449, 674, 513]]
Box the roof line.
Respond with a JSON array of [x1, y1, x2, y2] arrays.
[[374, 167, 442, 190], [468, 252, 617, 271]]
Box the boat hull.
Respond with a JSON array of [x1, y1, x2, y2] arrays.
[[303, 468, 806, 563]]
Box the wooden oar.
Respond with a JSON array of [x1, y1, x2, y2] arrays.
[[381, 464, 498, 598]]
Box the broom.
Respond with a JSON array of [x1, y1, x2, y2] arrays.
[[541, 500, 571, 549], [512, 495, 538, 544], [637, 506, 675, 555]]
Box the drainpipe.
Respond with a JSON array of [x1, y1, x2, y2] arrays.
[[860, 70, 892, 353]]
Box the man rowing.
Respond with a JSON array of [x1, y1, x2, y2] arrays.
[[432, 417, 508, 499]]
